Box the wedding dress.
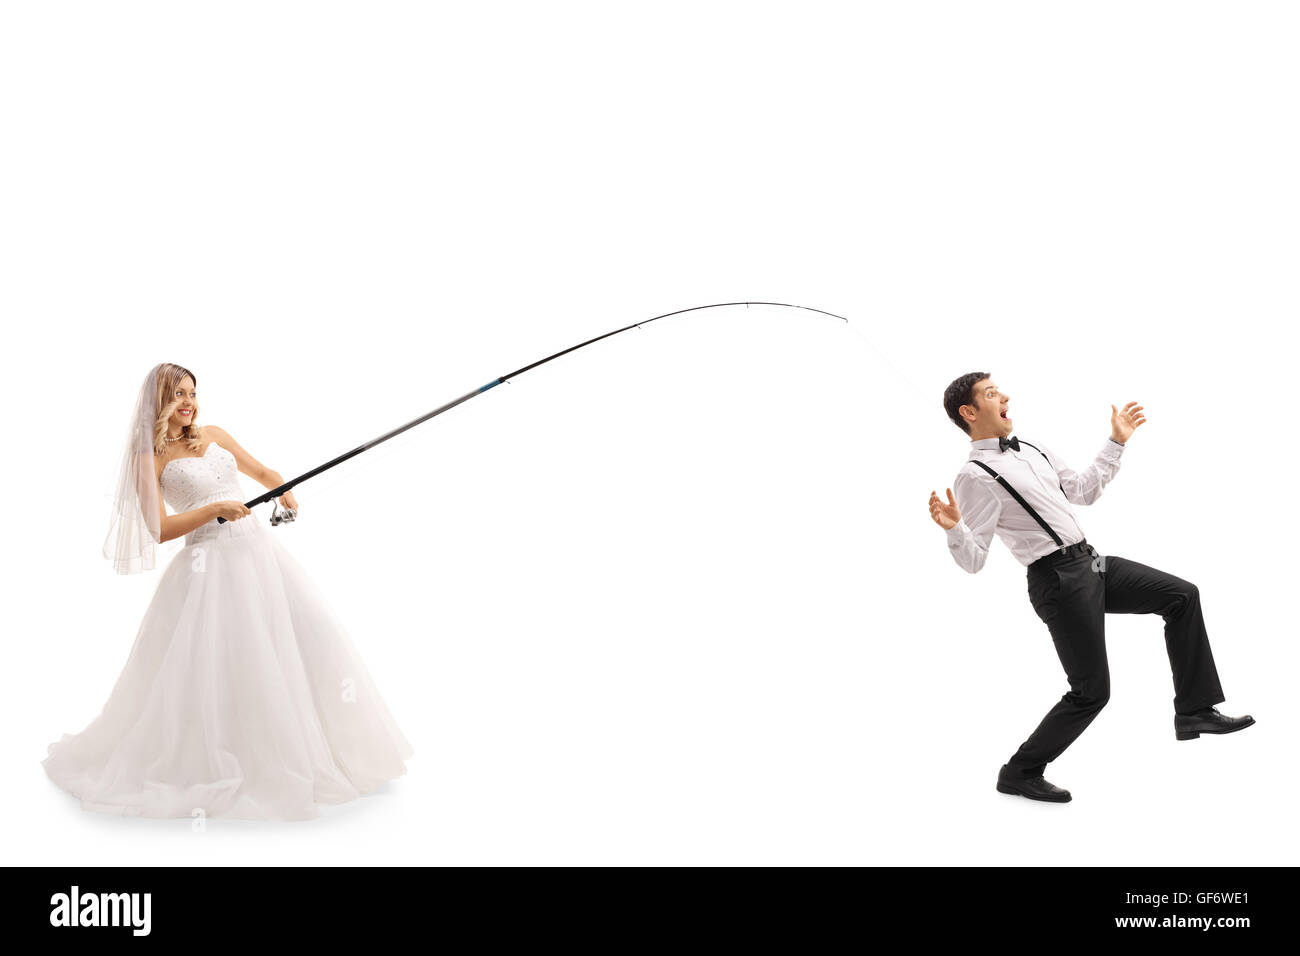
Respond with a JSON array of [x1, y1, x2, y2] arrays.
[[43, 441, 413, 821]]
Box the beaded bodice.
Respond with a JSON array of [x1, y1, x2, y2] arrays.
[[160, 442, 262, 544]]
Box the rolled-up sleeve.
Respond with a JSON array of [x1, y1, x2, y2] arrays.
[[1039, 438, 1124, 506], [945, 469, 1002, 574]]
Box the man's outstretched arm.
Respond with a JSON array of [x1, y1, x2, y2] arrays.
[[930, 470, 1001, 574], [1038, 401, 1147, 506]]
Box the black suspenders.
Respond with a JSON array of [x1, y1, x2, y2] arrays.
[[969, 442, 1065, 547]]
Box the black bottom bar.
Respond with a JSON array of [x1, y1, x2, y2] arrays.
[[18, 865, 1283, 940]]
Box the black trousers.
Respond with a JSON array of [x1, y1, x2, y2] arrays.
[[1003, 544, 1227, 778]]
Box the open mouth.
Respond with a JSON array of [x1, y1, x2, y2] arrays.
[[1000, 408, 1009, 420]]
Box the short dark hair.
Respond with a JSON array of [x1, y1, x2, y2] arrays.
[[943, 371, 990, 436]]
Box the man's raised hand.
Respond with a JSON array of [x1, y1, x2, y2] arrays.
[[1111, 401, 1147, 444], [929, 488, 961, 531]]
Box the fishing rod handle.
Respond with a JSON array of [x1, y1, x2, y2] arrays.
[[215, 494, 270, 524]]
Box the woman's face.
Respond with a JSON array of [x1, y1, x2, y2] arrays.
[[168, 376, 199, 431]]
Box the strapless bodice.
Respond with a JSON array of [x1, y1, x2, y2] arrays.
[[160, 442, 263, 544]]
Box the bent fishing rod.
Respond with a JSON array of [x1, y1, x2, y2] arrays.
[[219, 301, 849, 524]]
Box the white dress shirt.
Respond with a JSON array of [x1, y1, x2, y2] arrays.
[[945, 437, 1125, 573]]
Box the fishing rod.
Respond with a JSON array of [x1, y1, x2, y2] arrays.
[[219, 301, 850, 524]]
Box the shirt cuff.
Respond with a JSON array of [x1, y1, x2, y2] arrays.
[[945, 519, 969, 541], [1104, 437, 1126, 456]]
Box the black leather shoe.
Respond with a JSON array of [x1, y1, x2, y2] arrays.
[[1174, 706, 1255, 740], [996, 765, 1072, 803]]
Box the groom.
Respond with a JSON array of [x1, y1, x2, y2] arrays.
[[928, 373, 1254, 803]]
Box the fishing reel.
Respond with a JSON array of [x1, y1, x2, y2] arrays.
[[270, 499, 298, 527]]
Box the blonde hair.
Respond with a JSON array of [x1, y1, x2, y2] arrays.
[[152, 363, 204, 455]]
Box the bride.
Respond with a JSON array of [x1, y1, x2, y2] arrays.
[[43, 363, 413, 821]]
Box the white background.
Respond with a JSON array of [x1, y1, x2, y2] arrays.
[[2, 1, 1295, 865]]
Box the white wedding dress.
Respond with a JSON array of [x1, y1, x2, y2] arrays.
[[43, 442, 414, 821]]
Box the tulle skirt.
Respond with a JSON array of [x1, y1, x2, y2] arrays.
[[43, 517, 413, 821]]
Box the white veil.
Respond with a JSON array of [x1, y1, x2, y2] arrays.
[[103, 364, 164, 574]]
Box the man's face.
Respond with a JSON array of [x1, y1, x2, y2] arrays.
[[965, 378, 1012, 437]]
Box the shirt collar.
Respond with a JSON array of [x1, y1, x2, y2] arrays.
[[969, 437, 1007, 455]]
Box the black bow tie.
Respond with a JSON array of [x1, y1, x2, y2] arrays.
[[999, 435, 1021, 452]]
